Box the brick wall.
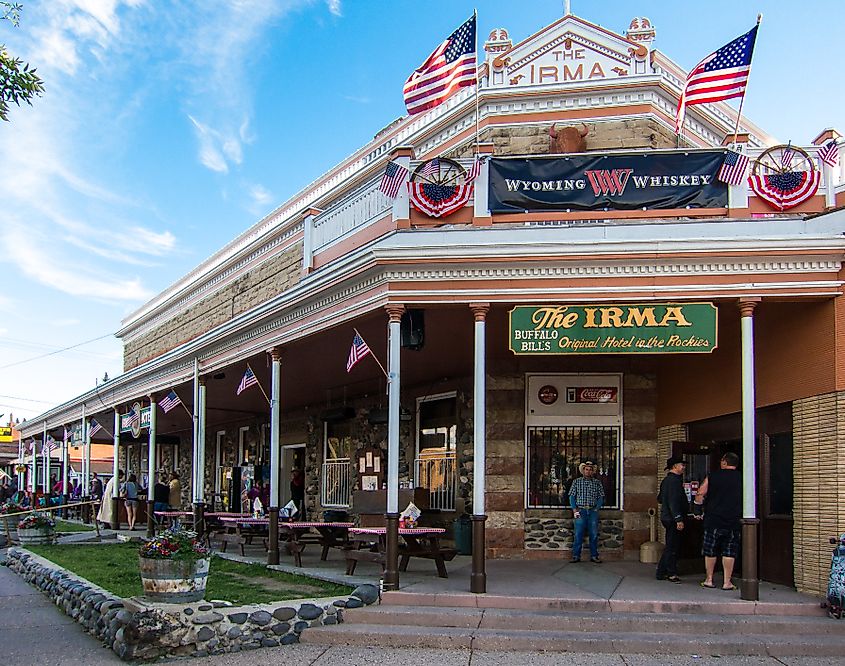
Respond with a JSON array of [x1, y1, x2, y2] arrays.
[[124, 245, 303, 370], [793, 392, 845, 596]]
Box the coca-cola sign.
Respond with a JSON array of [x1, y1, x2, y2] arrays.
[[566, 387, 618, 404]]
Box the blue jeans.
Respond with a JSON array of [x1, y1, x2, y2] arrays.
[[572, 509, 600, 559]]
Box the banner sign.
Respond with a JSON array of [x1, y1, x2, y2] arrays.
[[120, 404, 151, 437], [489, 151, 727, 212], [509, 303, 718, 354], [0, 427, 12, 443]]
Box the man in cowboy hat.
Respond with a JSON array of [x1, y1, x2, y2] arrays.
[[656, 454, 688, 583], [568, 460, 605, 563]]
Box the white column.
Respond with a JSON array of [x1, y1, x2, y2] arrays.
[[391, 149, 412, 223], [471, 304, 489, 515], [41, 423, 48, 494], [112, 410, 120, 499], [195, 380, 207, 504], [387, 308, 403, 515], [192, 358, 200, 503], [17, 431, 24, 491], [84, 411, 92, 496], [473, 157, 490, 218], [740, 300, 758, 520], [148, 398, 157, 503], [62, 426, 69, 496], [30, 436, 36, 493], [270, 351, 281, 509]]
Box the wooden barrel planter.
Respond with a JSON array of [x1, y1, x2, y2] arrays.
[[139, 557, 209, 603], [18, 526, 55, 545], [1, 516, 18, 535]]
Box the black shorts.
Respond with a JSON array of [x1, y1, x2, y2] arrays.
[[702, 527, 740, 558]]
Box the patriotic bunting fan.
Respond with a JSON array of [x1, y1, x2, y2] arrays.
[[748, 144, 820, 211]]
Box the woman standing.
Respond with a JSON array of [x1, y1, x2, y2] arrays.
[[121, 473, 139, 531]]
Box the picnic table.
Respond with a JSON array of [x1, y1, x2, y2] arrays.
[[345, 527, 456, 578], [216, 516, 270, 555], [153, 510, 194, 528], [279, 521, 354, 566]]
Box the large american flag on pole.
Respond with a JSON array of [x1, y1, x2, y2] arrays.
[[675, 25, 758, 134], [403, 14, 477, 116], [346, 332, 372, 372]]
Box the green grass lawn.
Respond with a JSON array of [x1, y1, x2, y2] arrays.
[[54, 520, 95, 533], [27, 543, 354, 604]]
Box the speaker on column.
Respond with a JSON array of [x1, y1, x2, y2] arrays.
[[400, 309, 425, 350]]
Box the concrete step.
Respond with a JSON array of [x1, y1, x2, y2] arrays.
[[302, 622, 845, 656], [341, 604, 839, 636], [380, 590, 824, 616]]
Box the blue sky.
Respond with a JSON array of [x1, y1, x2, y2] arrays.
[[1, 0, 842, 423]]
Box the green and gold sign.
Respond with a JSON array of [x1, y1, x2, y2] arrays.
[[509, 303, 718, 355], [0, 426, 12, 443]]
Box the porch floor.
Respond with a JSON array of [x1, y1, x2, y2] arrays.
[[204, 537, 823, 615]]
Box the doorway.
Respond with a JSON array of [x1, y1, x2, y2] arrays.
[[280, 444, 306, 508]]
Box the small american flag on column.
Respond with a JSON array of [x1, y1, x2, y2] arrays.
[[465, 157, 484, 183], [818, 141, 839, 168], [88, 419, 103, 437], [717, 150, 749, 186], [159, 390, 182, 414], [379, 161, 408, 199], [236, 367, 259, 396], [125, 408, 139, 428], [346, 332, 372, 372]]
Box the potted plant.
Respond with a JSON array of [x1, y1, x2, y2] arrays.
[[1, 501, 22, 535], [17, 512, 56, 545], [138, 527, 210, 602]]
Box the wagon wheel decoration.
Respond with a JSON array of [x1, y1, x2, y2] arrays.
[[749, 144, 821, 211], [408, 157, 475, 219]]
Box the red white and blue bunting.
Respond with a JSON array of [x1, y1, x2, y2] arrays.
[[409, 182, 474, 218], [748, 170, 820, 211]]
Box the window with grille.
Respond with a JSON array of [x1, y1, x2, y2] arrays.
[[527, 426, 620, 509], [322, 420, 353, 508], [416, 393, 457, 511]]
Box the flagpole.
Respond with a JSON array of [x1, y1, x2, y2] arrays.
[[171, 389, 193, 418], [473, 8, 480, 156], [732, 14, 762, 146], [247, 363, 272, 406], [354, 328, 388, 378]]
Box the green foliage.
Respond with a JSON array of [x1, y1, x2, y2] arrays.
[[1, 1, 45, 122], [27, 543, 355, 603]]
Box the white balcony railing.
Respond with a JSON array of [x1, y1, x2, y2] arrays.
[[321, 458, 351, 508], [312, 178, 392, 254], [415, 454, 457, 511]]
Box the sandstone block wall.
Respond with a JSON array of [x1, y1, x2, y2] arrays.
[[125, 245, 303, 370]]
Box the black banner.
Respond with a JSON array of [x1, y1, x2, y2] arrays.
[[489, 150, 727, 213]]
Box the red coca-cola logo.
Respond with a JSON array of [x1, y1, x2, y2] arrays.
[[571, 387, 617, 403]]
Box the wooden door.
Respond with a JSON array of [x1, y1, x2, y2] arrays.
[[670, 440, 720, 571], [758, 432, 794, 586]]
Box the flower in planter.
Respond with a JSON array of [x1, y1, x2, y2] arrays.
[[0, 501, 22, 515], [17, 512, 56, 530], [139, 527, 209, 562]]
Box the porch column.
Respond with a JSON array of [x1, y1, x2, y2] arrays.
[[84, 409, 92, 499], [193, 378, 207, 536], [81, 405, 88, 497], [113, 410, 120, 529], [739, 298, 760, 601], [41, 423, 48, 494], [268, 348, 282, 565], [147, 393, 157, 537], [62, 426, 69, 510], [470, 303, 489, 593], [383, 304, 405, 591], [17, 430, 24, 492]]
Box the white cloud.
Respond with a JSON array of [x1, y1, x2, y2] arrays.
[[248, 183, 274, 210], [326, 0, 341, 16]]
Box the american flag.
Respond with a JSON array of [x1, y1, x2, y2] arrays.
[[818, 141, 839, 168], [465, 157, 484, 183], [346, 333, 372, 372], [420, 158, 440, 180], [403, 14, 476, 116], [717, 150, 750, 186], [675, 25, 758, 134], [159, 390, 182, 414], [780, 145, 795, 171], [125, 408, 139, 428], [379, 161, 408, 199], [237, 367, 259, 395], [45, 435, 58, 453], [88, 419, 103, 437]]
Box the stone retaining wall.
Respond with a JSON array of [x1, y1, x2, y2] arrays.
[[5, 549, 377, 661], [525, 514, 624, 554]]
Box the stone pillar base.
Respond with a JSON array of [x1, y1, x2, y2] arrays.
[[383, 513, 400, 591], [471, 514, 487, 594], [740, 518, 759, 601]]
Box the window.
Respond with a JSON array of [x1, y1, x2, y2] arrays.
[[527, 426, 620, 509], [416, 393, 457, 511], [322, 420, 352, 508], [766, 432, 793, 516]]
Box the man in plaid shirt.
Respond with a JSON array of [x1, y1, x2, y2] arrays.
[[568, 461, 605, 563]]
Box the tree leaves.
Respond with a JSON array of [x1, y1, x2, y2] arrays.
[[1, 2, 44, 122]]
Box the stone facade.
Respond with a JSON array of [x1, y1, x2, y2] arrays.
[[124, 245, 303, 371], [793, 392, 845, 596], [450, 118, 676, 158]]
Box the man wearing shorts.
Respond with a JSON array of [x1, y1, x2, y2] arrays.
[[694, 452, 742, 590]]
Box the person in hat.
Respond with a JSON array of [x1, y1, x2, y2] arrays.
[[568, 460, 605, 563], [656, 455, 688, 583], [694, 452, 742, 591]]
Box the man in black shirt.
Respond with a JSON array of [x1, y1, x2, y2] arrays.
[[694, 452, 742, 590], [656, 455, 688, 583]]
